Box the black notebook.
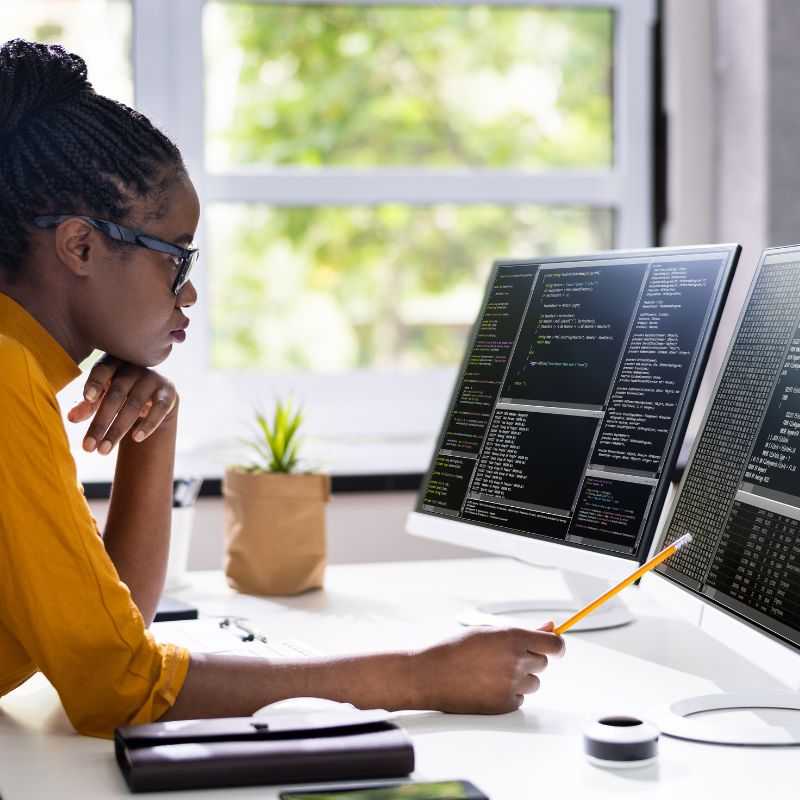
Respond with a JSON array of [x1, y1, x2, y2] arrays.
[[115, 712, 415, 793]]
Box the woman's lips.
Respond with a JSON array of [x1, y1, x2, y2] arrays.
[[170, 318, 189, 342]]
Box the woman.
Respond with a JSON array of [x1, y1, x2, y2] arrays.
[[0, 39, 563, 738]]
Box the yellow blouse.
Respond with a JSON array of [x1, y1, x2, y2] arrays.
[[0, 292, 189, 738]]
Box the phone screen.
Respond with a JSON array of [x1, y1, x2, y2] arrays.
[[279, 780, 487, 800]]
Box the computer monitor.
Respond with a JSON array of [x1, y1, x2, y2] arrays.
[[406, 245, 740, 631], [641, 245, 800, 745]]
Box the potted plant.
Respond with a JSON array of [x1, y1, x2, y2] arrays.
[[222, 398, 330, 595]]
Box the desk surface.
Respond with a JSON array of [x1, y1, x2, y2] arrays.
[[1, 557, 797, 798]]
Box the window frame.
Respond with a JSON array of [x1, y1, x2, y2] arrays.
[[129, 0, 656, 476]]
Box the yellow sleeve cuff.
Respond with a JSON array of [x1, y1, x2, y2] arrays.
[[127, 643, 191, 730]]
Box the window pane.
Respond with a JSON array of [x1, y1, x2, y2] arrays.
[[0, 1, 133, 105], [204, 3, 613, 170], [208, 203, 613, 372]]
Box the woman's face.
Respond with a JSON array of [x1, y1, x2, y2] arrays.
[[77, 173, 201, 367]]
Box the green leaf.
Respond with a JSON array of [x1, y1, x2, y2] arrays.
[[236, 396, 307, 472]]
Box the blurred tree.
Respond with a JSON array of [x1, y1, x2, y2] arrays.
[[209, 204, 613, 371], [207, 5, 612, 169], [204, 4, 614, 372]]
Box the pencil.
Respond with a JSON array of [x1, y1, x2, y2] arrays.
[[553, 533, 693, 635]]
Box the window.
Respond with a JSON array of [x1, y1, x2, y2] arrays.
[[0, 0, 132, 103], [204, 4, 613, 172], [208, 203, 614, 373], [200, 2, 620, 380], [11, 0, 657, 477]]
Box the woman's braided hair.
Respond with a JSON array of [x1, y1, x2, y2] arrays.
[[0, 38, 186, 280]]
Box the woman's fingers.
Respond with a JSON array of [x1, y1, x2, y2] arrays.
[[526, 629, 566, 659], [81, 354, 120, 403], [517, 673, 542, 696], [82, 371, 152, 452], [71, 356, 177, 453], [67, 396, 100, 423], [523, 652, 549, 675], [130, 388, 176, 442], [67, 354, 120, 424]]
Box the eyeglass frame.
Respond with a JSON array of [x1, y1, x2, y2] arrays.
[[33, 214, 199, 295]]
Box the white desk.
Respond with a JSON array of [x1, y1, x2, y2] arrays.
[[1, 557, 797, 798]]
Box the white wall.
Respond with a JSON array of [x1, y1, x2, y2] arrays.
[[88, 492, 482, 570]]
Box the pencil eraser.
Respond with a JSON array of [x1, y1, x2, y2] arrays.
[[583, 715, 659, 769]]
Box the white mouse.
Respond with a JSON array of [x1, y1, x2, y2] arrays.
[[253, 696, 357, 717]]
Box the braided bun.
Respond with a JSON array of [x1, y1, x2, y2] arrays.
[[0, 38, 185, 280], [0, 39, 91, 139]]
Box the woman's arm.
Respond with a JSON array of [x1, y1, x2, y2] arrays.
[[102, 412, 176, 624], [68, 356, 179, 624], [66, 358, 566, 722], [160, 624, 565, 719]]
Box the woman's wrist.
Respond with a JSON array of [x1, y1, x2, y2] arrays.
[[377, 650, 433, 711], [413, 650, 435, 710]]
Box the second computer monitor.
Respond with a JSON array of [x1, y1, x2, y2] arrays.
[[407, 245, 740, 628], [638, 245, 800, 744]]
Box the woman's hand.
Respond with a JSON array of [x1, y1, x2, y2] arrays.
[[414, 622, 565, 714], [67, 354, 178, 454]]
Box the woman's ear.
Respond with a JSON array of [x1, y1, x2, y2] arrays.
[[52, 217, 97, 278]]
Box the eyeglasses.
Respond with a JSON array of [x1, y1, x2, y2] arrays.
[[34, 214, 199, 295]]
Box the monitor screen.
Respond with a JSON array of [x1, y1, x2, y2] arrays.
[[413, 246, 739, 569], [654, 247, 800, 651]]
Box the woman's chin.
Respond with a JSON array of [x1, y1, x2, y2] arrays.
[[118, 346, 171, 369], [150, 344, 172, 366]]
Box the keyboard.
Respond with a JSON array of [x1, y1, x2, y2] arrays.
[[150, 618, 323, 659]]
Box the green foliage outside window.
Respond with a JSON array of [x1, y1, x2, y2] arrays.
[[205, 3, 613, 169], [209, 203, 613, 371], [203, 3, 615, 372]]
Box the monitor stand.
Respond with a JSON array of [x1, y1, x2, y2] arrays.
[[457, 569, 634, 632], [656, 690, 800, 745]]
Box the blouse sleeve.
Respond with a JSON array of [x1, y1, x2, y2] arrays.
[[0, 340, 190, 738]]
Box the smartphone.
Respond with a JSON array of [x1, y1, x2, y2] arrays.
[[279, 780, 489, 800]]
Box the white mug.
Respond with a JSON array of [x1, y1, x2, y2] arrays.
[[164, 506, 195, 591]]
